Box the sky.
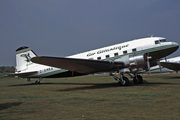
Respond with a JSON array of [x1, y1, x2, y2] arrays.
[[0, 0, 180, 66]]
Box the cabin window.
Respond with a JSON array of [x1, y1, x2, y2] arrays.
[[114, 53, 118, 56], [132, 48, 136, 52], [97, 57, 101, 60], [155, 40, 160, 44], [123, 51, 127, 54], [106, 55, 110, 58]]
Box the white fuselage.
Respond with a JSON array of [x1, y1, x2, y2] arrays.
[[68, 37, 177, 60], [16, 37, 179, 78]]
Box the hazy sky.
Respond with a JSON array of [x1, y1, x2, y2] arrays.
[[0, 0, 180, 66]]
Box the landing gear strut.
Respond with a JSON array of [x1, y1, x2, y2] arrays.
[[35, 78, 43, 84], [112, 73, 129, 86]]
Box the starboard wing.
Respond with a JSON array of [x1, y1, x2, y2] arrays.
[[160, 62, 180, 71], [32, 57, 124, 74]]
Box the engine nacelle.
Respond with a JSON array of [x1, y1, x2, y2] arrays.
[[115, 53, 147, 70], [129, 53, 147, 68]]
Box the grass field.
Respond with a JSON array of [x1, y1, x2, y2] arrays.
[[0, 74, 180, 120]]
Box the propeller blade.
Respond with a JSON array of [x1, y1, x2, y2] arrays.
[[146, 53, 151, 75], [147, 57, 151, 74], [157, 60, 162, 74]]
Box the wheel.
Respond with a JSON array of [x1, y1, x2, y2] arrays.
[[118, 77, 129, 86], [133, 75, 143, 84]]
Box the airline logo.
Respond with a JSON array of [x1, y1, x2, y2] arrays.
[[87, 44, 129, 57]]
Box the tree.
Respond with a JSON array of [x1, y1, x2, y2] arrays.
[[0, 66, 15, 73]]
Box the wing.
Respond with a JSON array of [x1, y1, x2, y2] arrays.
[[31, 56, 125, 74], [160, 62, 180, 71]]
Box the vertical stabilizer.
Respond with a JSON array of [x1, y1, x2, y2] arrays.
[[16, 46, 37, 73]]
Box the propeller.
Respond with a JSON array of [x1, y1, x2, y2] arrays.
[[146, 53, 152, 74], [165, 57, 167, 62], [157, 59, 162, 74]]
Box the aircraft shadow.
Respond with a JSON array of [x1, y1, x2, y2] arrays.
[[9, 80, 178, 92], [56, 82, 121, 92], [164, 76, 180, 79], [0, 102, 22, 111], [9, 82, 121, 87], [142, 81, 179, 86], [56, 80, 178, 92]]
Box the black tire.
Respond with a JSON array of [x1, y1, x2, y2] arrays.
[[133, 75, 143, 84], [118, 77, 129, 86]]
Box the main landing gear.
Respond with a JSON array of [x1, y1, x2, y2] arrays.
[[112, 73, 129, 86], [35, 78, 43, 84], [112, 73, 143, 86], [133, 74, 143, 84]]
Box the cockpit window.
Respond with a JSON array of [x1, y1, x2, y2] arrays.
[[160, 39, 167, 42], [155, 39, 167, 44], [155, 40, 160, 44]]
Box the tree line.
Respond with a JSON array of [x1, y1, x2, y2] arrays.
[[0, 66, 15, 73]]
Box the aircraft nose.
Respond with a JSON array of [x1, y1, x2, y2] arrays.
[[171, 42, 179, 52], [172, 42, 179, 48]]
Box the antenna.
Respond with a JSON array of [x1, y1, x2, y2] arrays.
[[148, 34, 154, 37]]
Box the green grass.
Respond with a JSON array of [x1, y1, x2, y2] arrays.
[[0, 74, 180, 120]]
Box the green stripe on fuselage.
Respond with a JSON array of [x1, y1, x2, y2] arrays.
[[104, 44, 177, 61]]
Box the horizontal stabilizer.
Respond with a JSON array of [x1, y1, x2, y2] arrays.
[[32, 57, 124, 74], [160, 62, 180, 71], [7, 71, 38, 78]]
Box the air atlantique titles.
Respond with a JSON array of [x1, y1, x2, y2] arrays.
[[87, 44, 129, 57]]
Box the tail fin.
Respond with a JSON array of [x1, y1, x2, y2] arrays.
[[16, 46, 37, 73]]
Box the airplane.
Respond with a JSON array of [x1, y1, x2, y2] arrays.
[[140, 57, 177, 74], [140, 56, 180, 74], [14, 36, 178, 86]]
